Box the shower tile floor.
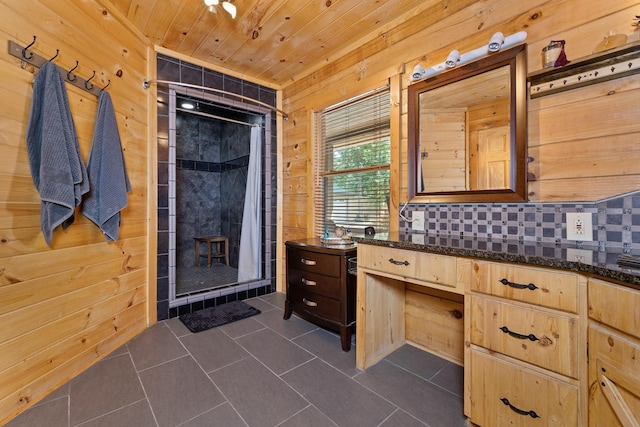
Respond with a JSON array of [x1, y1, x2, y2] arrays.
[[176, 265, 239, 295], [6, 292, 468, 427]]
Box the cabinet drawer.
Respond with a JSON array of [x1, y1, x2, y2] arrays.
[[472, 261, 579, 313], [470, 348, 579, 427], [358, 245, 457, 289], [288, 268, 341, 300], [289, 285, 341, 323], [470, 296, 578, 378], [588, 278, 640, 340], [287, 247, 341, 278]]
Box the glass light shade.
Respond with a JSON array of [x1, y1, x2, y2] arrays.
[[204, 0, 219, 6], [222, 1, 237, 18]]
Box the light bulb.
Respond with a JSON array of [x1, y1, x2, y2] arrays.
[[445, 50, 461, 68], [222, 1, 236, 19], [204, 0, 218, 6], [488, 32, 505, 52]]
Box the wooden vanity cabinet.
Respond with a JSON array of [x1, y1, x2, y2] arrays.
[[588, 278, 640, 426], [469, 261, 587, 426], [284, 239, 356, 351]]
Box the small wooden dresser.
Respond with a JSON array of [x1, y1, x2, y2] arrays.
[[284, 238, 357, 351]]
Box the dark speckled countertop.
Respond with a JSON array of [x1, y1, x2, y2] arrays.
[[351, 232, 640, 288]]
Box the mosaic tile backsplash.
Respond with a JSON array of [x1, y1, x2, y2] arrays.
[[400, 190, 640, 252]]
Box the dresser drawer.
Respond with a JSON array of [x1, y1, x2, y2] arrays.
[[472, 261, 579, 313], [470, 296, 578, 378], [288, 268, 341, 300], [358, 245, 457, 289], [470, 348, 579, 427], [287, 247, 341, 278], [588, 278, 640, 340], [289, 285, 341, 323]]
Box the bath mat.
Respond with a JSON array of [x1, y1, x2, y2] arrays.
[[179, 300, 261, 333]]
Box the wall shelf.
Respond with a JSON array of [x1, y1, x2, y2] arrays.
[[528, 40, 640, 98]]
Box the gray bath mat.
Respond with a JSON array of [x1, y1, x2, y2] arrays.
[[179, 300, 261, 333]]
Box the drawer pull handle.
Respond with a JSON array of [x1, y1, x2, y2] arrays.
[[499, 326, 539, 342], [300, 258, 316, 266], [388, 258, 410, 266], [301, 278, 316, 286], [302, 298, 317, 307], [500, 398, 540, 419], [499, 278, 538, 291]]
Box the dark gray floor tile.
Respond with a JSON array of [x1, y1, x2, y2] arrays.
[[431, 362, 464, 398], [165, 317, 192, 337], [76, 400, 156, 427], [244, 296, 278, 313], [219, 316, 266, 339], [236, 328, 314, 375], [128, 323, 188, 371], [69, 354, 146, 426], [282, 358, 396, 427], [209, 357, 308, 427], [178, 402, 246, 427], [139, 356, 225, 427], [292, 329, 358, 377], [383, 344, 449, 380], [180, 327, 249, 373], [257, 292, 286, 309], [379, 409, 429, 427], [355, 360, 466, 427], [5, 397, 68, 427], [278, 405, 338, 427], [254, 308, 318, 340]]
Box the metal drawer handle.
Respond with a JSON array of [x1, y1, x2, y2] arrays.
[[302, 298, 317, 307], [301, 278, 316, 286], [499, 326, 539, 342], [499, 278, 538, 291], [500, 398, 540, 419], [300, 258, 316, 266], [388, 258, 410, 266]]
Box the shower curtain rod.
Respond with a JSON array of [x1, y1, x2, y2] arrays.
[[143, 79, 288, 120], [176, 107, 259, 127]]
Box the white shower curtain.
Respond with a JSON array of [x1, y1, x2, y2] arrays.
[[237, 126, 262, 283]]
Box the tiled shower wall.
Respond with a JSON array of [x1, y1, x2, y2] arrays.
[[401, 190, 640, 252], [156, 54, 278, 320]]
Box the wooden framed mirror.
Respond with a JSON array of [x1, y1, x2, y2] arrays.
[[408, 44, 527, 203]]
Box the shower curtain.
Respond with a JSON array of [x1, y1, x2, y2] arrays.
[[237, 126, 262, 282]]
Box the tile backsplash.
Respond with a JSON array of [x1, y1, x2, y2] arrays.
[[400, 190, 640, 252]]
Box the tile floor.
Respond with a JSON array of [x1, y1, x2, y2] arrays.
[[6, 292, 467, 427]]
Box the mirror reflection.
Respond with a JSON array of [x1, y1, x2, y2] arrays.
[[408, 44, 527, 203]]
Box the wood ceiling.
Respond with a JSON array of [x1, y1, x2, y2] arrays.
[[109, 0, 432, 87]]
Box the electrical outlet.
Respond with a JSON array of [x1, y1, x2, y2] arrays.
[[566, 248, 593, 264], [412, 211, 425, 231], [566, 212, 593, 241]]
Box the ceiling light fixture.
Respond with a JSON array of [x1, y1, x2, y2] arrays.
[[204, 0, 236, 19]]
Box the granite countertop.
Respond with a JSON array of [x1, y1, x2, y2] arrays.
[[351, 232, 640, 288]]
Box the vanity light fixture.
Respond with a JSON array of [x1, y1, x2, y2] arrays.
[[204, 0, 236, 18], [410, 31, 528, 81]]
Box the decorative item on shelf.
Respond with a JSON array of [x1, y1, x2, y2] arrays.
[[593, 30, 628, 53], [542, 40, 570, 68], [320, 237, 355, 248], [334, 226, 345, 238], [409, 31, 528, 82]]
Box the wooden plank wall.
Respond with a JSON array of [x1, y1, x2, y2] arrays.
[[280, 0, 640, 285], [0, 0, 153, 423]]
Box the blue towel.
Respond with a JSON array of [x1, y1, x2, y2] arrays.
[[82, 91, 131, 241], [26, 61, 89, 245]]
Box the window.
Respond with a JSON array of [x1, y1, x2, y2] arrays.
[[315, 88, 390, 236]]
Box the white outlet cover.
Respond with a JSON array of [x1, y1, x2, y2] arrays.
[[566, 212, 593, 241], [566, 248, 593, 264], [412, 211, 425, 231]]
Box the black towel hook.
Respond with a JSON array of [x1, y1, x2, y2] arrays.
[[49, 49, 59, 62], [67, 61, 79, 82], [101, 79, 111, 91], [22, 35, 36, 60], [85, 70, 96, 90]]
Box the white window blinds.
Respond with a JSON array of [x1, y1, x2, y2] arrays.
[[314, 87, 390, 237]]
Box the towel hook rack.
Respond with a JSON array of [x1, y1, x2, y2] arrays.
[[85, 70, 96, 90], [67, 61, 79, 82], [49, 49, 59, 62], [22, 35, 36, 60], [101, 79, 110, 91]]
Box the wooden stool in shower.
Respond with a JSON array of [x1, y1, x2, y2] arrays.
[[194, 236, 229, 268]]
